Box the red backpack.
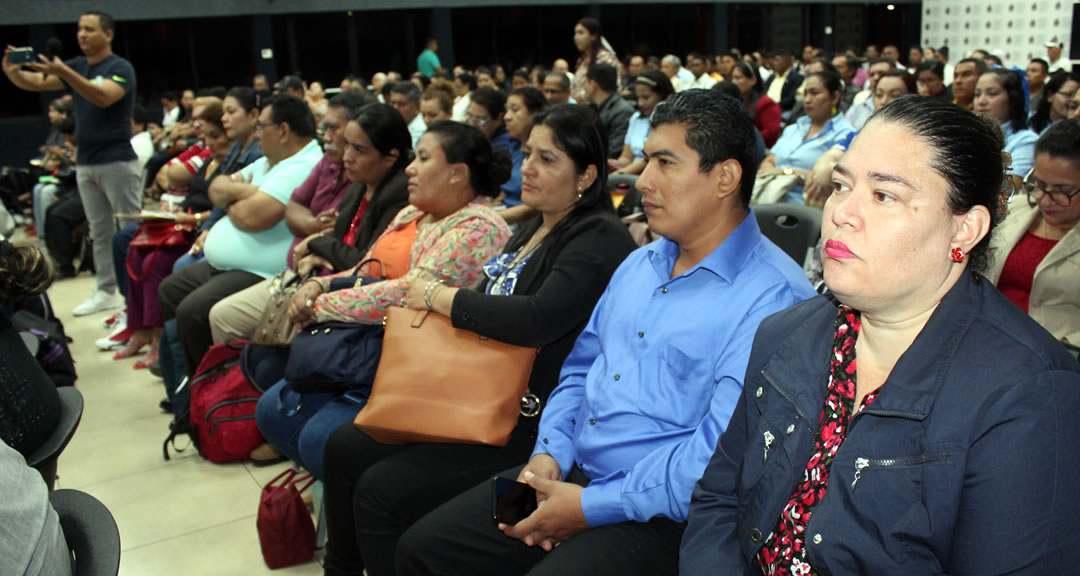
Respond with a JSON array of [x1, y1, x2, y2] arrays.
[[188, 340, 264, 463]]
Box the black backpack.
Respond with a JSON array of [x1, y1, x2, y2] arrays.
[[10, 303, 77, 388]]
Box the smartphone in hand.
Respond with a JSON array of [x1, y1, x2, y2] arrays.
[[491, 476, 538, 526], [9, 47, 35, 65]]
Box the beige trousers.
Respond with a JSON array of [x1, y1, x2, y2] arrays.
[[208, 270, 297, 343]]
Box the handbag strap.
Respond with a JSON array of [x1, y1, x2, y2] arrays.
[[351, 257, 384, 280], [126, 225, 188, 282], [291, 472, 316, 495], [266, 467, 297, 489]]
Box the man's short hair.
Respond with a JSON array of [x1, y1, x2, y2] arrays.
[[455, 72, 477, 92], [687, 52, 706, 64], [586, 63, 619, 93], [274, 75, 304, 93], [958, 57, 989, 76], [476, 66, 493, 77], [161, 90, 179, 103], [650, 90, 758, 206], [1029, 58, 1050, 74], [646, 55, 661, 67], [544, 72, 571, 91], [984, 54, 1003, 66], [82, 11, 115, 33], [263, 94, 316, 139], [132, 105, 147, 126], [328, 90, 373, 116], [869, 57, 898, 69], [937, 46, 950, 58], [389, 81, 422, 103]]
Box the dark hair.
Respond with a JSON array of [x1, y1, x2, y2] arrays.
[[808, 70, 844, 99], [512, 70, 531, 83], [511, 86, 547, 113], [867, 96, 1005, 273], [586, 63, 619, 93], [197, 100, 225, 133], [132, 105, 147, 126], [470, 86, 508, 121], [1030, 72, 1076, 134], [877, 70, 918, 96], [58, 115, 76, 136], [346, 103, 413, 177], [161, 90, 179, 103], [263, 94, 317, 139], [937, 46, 950, 59], [980, 69, 1029, 131], [424, 120, 511, 198], [544, 72, 571, 91], [207, 86, 228, 100], [687, 51, 707, 64], [82, 11, 115, 34], [634, 69, 675, 101], [647, 55, 661, 67], [957, 57, 989, 77], [50, 98, 72, 115], [476, 66, 493, 78], [389, 81, 421, 103], [0, 241, 54, 303], [915, 59, 946, 80], [868, 57, 898, 69], [712, 80, 741, 99], [1029, 58, 1050, 75], [835, 53, 858, 76], [730, 61, 765, 119], [810, 57, 840, 76], [650, 90, 758, 205], [455, 72, 477, 92], [575, 17, 605, 65], [509, 103, 615, 250], [411, 72, 431, 90], [328, 89, 374, 117], [421, 82, 455, 114], [1035, 118, 1080, 163], [225, 86, 259, 113], [984, 54, 1003, 66]]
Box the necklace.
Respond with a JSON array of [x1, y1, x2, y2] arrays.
[[506, 226, 551, 269]]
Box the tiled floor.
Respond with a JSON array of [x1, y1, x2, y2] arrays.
[[50, 274, 323, 575]]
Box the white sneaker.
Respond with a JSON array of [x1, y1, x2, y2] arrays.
[[102, 310, 127, 330], [72, 290, 125, 317], [95, 321, 131, 351]]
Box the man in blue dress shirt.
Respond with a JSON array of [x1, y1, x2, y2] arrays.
[[397, 90, 816, 576]]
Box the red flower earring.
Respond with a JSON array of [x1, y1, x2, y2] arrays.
[[951, 247, 965, 262]]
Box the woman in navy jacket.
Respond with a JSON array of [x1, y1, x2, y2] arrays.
[[681, 96, 1080, 575]]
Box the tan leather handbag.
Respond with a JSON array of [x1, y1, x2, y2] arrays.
[[353, 307, 540, 446], [251, 271, 306, 347]]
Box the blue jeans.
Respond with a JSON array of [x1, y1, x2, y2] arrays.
[[172, 251, 203, 273], [112, 224, 137, 299], [255, 379, 368, 480], [32, 182, 58, 238]]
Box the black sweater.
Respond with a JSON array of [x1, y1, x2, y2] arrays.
[[307, 170, 410, 272]]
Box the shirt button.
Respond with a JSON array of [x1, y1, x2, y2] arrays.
[[542, 438, 549, 444], [813, 533, 822, 545], [786, 424, 796, 435], [661, 287, 669, 294], [750, 528, 763, 542], [589, 418, 597, 425], [571, 419, 576, 425], [614, 374, 620, 381], [637, 331, 644, 338], [755, 387, 763, 398]]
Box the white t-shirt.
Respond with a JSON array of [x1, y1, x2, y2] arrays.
[[452, 92, 472, 122]]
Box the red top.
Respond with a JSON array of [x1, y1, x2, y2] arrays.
[[756, 306, 880, 576], [756, 96, 783, 148], [997, 232, 1059, 313], [341, 195, 370, 247]]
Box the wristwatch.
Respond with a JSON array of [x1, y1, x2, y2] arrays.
[[782, 167, 794, 176], [194, 212, 202, 224]]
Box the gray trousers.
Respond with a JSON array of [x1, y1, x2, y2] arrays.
[[75, 160, 143, 294]]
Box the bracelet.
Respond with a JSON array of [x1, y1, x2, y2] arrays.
[[423, 279, 444, 311]]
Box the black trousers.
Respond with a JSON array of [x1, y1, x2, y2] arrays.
[[396, 464, 686, 576], [321, 420, 538, 576], [44, 192, 85, 276], [157, 260, 261, 377]]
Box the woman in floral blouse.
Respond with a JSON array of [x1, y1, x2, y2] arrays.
[[253, 121, 512, 480], [571, 17, 619, 104], [681, 97, 1080, 574]]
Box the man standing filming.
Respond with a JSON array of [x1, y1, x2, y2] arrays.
[[4, 11, 141, 316]]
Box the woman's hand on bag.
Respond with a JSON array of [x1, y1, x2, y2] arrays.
[[295, 254, 331, 277], [403, 280, 434, 310], [189, 230, 208, 256], [293, 232, 321, 261], [288, 281, 324, 326]]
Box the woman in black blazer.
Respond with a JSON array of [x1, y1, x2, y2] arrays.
[[320, 104, 637, 576]]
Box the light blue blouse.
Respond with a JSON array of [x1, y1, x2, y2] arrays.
[[623, 111, 652, 161], [1002, 121, 1039, 177], [769, 114, 855, 204]]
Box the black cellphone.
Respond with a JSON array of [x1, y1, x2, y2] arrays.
[[9, 47, 35, 65], [491, 476, 537, 526]]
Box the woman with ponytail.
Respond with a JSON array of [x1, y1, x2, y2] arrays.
[[318, 104, 637, 576]]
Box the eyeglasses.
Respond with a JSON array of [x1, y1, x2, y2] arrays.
[[464, 114, 491, 127], [255, 121, 281, 132], [1024, 168, 1080, 207]]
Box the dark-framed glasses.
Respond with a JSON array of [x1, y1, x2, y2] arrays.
[[464, 114, 491, 127], [1023, 168, 1080, 207]]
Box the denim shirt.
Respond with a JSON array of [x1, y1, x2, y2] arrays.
[[681, 272, 1080, 575], [532, 213, 814, 527]]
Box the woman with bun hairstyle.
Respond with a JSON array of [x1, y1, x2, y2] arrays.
[[319, 104, 637, 576], [254, 121, 513, 480]]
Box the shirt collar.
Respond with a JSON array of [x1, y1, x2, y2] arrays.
[[646, 211, 762, 283], [1001, 120, 1016, 138], [795, 113, 842, 137]]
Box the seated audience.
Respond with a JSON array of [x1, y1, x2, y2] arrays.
[[681, 95, 1080, 575], [660, 54, 690, 92], [585, 63, 633, 159], [158, 94, 323, 379], [952, 57, 987, 111], [1027, 58, 1050, 111], [499, 86, 547, 221], [687, 52, 717, 90], [764, 51, 804, 114], [388, 82, 426, 148], [511, 70, 531, 90], [320, 103, 637, 576], [542, 72, 572, 105], [30, 115, 77, 241], [974, 68, 1039, 182], [396, 89, 814, 576], [845, 57, 898, 130], [987, 120, 1080, 345], [306, 81, 328, 119], [571, 17, 618, 103], [476, 67, 496, 89], [907, 45, 924, 72], [419, 80, 455, 127], [1030, 72, 1078, 135], [831, 53, 861, 110], [915, 59, 951, 100], [466, 86, 511, 152], [759, 70, 854, 204], [452, 72, 476, 121], [255, 121, 513, 478], [730, 60, 782, 148], [207, 91, 372, 344], [612, 69, 674, 175]]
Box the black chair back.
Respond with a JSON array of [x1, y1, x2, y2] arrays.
[[753, 203, 823, 267], [608, 174, 643, 217], [27, 386, 83, 489], [50, 489, 121, 576]]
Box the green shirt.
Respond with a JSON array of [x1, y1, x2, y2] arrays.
[[417, 49, 441, 78]]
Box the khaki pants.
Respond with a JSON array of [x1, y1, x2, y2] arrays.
[[208, 269, 296, 344]]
